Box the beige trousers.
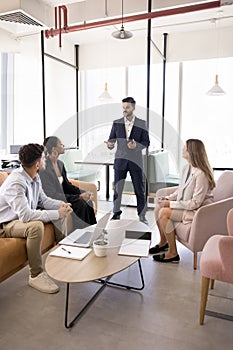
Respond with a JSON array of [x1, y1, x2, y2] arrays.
[[1, 218, 67, 277]]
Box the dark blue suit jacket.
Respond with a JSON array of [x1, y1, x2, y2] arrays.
[[108, 117, 150, 170]]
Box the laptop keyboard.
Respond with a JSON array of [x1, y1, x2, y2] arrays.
[[74, 231, 92, 244]]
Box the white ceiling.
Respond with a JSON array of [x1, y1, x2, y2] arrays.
[[39, 0, 233, 45], [41, 0, 85, 5]]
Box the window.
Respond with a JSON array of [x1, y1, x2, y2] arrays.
[[0, 53, 14, 154], [44, 55, 77, 148], [81, 58, 233, 172], [182, 58, 233, 168]]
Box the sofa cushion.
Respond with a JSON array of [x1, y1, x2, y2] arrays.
[[176, 223, 191, 242], [213, 171, 233, 202], [0, 238, 27, 282], [0, 223, 55, 283], [41, 223, 56, 253]]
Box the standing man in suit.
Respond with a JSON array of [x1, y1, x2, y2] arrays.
[[105, 97, 150, 224]]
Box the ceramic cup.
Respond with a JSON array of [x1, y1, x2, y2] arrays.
[[93, 239, 109, 257]]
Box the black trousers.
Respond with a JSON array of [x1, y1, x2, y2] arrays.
[[67, 196, 97, 229], [113, 161, 146, 216]]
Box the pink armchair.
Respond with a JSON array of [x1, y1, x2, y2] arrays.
[[199, 208, 233, 325], [155, 171, 233, 269]]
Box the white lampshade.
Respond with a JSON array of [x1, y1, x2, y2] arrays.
[[207, 74, 225, 96], [98, 83, 112, 100]]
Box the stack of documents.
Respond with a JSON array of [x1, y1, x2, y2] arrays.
[[50, 245, 92, 260], [118, 231, 152, 257]]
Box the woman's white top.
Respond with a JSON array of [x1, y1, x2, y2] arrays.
[[58, 176, 63, 185]]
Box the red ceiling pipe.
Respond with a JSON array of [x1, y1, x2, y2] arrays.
[[54, 7, 57, 29], [58, 6, 62, 47], [59, 5, 68, 29], [58, 5, 68, 47], [45, 1, 220, 39], [59, 6, 61, 47]]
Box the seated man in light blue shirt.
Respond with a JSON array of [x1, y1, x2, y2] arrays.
[[0, 144, 72, 294]]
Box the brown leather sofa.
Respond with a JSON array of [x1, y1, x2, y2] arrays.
[[0, 171, 97, 283]]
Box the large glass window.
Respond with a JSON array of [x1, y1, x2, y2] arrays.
[[182, 58, 233, 168], [1, 51, 233, 171], [79, 67, 125, 160], [80, 67, 125, 110], [44, 56, 77, 148], [80, 64, 164, 161], [128, 64, 163, 151], [81, 62, 181, 175], [81, 58, 233, 173], [0, 53, 14, 154]]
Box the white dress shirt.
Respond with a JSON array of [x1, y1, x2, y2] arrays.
[[124, 116, 135, 140], [0, 167, 62, 223]]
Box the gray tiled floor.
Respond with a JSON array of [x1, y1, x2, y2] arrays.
[[0, 201, 233, 350]]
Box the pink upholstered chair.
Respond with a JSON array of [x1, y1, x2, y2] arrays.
[[155, 171, 233, 269], [199, 208, 233, 325]]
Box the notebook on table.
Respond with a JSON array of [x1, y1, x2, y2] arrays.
[[59, 212, 111, 248], [118, 230, 152, 257], [49, 245, 92, 260]]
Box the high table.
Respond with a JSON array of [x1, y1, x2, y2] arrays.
[[45, 219, 149, 329], [74, 161, 114, 200]]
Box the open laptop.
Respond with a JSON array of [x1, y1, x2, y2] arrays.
[[59, 212, 111, 248]]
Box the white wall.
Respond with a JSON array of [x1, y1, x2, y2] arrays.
[[167, 26, 233, 62], [0, 28, 21, 53], [78, 25, 233, 69]]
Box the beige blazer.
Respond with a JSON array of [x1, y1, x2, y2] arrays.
[[168, 165, 214, 223]]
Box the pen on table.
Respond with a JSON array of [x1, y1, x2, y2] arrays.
[[61, 247, 71, 254]]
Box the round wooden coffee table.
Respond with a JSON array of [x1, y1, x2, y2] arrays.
[[45, 219, 149, 328]]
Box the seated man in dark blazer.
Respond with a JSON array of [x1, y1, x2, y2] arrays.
[[105, 97, 150, 224]]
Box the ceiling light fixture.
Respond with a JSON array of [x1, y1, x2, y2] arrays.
[[98, 82, 112, 100], [207, 74, 225, 95], [207, 14, 225, 96], [112, 0, 133, 40]]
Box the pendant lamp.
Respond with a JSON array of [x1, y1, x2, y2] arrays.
[[206, 14, 225, 96], [112, 0, 133, 40], [207, 74, 225, 96], [98, 82, 112, 100]]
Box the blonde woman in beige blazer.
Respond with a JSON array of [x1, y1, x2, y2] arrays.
[[150, 139, 215, 263]]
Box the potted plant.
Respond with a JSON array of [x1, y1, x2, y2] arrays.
[[93, 229, 109, 257]]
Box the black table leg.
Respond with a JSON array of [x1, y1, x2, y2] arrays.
[[97, 259, 145, 290], [64, 276, 111, 329], [64, 259, 144, 329], [106, 164, 110, 200]]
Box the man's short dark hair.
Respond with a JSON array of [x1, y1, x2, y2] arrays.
[[19, 143, 44, 168], [122, 97, 136, 106]]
